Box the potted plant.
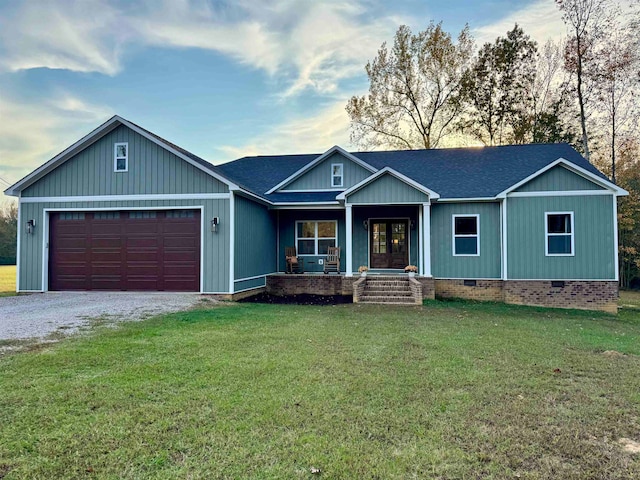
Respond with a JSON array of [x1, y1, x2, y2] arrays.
[[358, 265, 369, 277], [404, 265, 418, 277]]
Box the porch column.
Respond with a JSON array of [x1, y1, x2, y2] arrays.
[[422, 203, 431, 277], [418, 205, 424, 275], [345, 204, 353, 277]]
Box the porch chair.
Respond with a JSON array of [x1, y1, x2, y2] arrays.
[[323, 246, 341, 274], [285, 246, 304, 274]]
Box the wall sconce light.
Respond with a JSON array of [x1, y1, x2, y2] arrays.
[[26, 219, 36, 235], [410, 220, 415, 230], [362, 220, 369, 230], [210, 217, 220, 233]]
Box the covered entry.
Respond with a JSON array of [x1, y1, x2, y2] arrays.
[[48, 209, 201, 291], [370, 219, 409, 269]]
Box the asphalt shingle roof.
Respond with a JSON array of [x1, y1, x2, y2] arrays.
[[216, 143, 607, 202]]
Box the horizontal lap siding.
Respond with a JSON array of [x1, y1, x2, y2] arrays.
[[18, 199, 230, 293], [347, 174, 429, 204], [507, 195, 615, 279], [234, 196, 277, 290], [430, 202, 501, 279], [22, 125, 228, 197], [283, 153, 372, 191], [515, 165, 604, 192]]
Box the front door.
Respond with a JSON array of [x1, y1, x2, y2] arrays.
[[370, 220, 409, 269]]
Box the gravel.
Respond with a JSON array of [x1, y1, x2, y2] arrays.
[[0, 292, 208, 344]]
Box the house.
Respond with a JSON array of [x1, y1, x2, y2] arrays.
[[4, 115, 627, 312]]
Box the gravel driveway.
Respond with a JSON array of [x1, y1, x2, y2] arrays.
[[0, 292, 207, 343]]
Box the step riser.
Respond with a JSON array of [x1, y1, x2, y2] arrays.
[[354, 276, 421, 305]]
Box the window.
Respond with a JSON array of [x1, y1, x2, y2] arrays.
[[453, 214, 479, 256], [546, 212, 574, 256], [114, 142, 128, 172], [331, 163, 343, 187], [295, 221, 337, 255]]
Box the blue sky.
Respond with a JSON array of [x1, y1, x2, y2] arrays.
[[0, 0, 567, 200]]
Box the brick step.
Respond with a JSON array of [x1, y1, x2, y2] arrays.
[[359, 295, 417, 304], [363, 289, 413, 296], [364, 281, 411, 287]]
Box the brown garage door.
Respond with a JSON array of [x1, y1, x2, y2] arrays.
[[49, 210, 200, 291]]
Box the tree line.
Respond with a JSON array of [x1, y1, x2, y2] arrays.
[[0, 203, 17, 265], [346, 0, 640, 288]]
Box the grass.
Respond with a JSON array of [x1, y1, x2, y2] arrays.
[[0, 265, 16, 296], [0, 301, 639, 479]]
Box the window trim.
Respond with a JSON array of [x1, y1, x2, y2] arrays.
[[545, 211, 575, 257], [452, 214, 480, 257], [114, 142, 128, 172], [295, 220, 338, 256], [331, 163, 344, 188]]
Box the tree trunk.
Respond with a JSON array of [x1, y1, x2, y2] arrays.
[[575, 31, 590, 161]]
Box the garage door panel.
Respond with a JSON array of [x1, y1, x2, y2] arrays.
[[50, 210, 200, 291]]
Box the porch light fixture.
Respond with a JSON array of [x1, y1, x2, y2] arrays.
[[26, 219, 36, 235], [410, 220, 415, 230], [362, 220, 368, 230], [211, 217, 220, 233]]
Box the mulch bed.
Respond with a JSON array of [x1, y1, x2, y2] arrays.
[[239, 293, 352, 305]]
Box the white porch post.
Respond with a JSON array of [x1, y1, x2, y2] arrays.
[[418, 206, 424, 275], [345, 204, 353, 277], [422, 203, 431, 277]]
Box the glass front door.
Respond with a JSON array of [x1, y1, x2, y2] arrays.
[[370, 220, 409, 269]]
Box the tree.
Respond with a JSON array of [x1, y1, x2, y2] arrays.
[[615, 139, 640, 288], [556, 0, 612, 161], [459, 24, 538, 145], [346, 22, 474, 150], [0, 202, 17, 265]]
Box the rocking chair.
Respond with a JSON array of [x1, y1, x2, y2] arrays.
[[323, 246, 341, 274], [285, 246, 304, 274]]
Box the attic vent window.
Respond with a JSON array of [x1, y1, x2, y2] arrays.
[[114, 142, 128, 172], [332, 163, 343, 187]]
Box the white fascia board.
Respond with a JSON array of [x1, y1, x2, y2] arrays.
[[264, 145, 378, 195], [4, 116, 122, 196], [5, 115, 241, 196], [232, 189, 273, 206], [496, 158, 628, 198], [337, 166, 440, 201]]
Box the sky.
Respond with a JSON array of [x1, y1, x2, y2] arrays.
[[0, 0, 569, 201]]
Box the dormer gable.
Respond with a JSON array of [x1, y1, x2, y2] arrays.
[[265, 146, 377, 194]]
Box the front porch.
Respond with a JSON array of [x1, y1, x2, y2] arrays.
[[265, 273, 435, 304]]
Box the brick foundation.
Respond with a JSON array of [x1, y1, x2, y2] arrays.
[[504, 280, 618, 313], [266, 274, 356, 296], [413, 276, 435, 299], [435, 279, 505, 302]]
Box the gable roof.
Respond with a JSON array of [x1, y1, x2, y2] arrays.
[[218, 143, 625, 202], [4, 115, 239, 196], [337, 167, 440, 202]]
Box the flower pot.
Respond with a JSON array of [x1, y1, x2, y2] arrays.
[[408, 272, 416, 278]]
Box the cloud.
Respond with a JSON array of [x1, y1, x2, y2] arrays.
[[215, 100, 351, 160], [0, 94, 112, 198], [0, 0, 401, 96], [473, 0, 566, 46]]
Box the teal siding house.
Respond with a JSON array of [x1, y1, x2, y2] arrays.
[[4, 116, 627, 312]]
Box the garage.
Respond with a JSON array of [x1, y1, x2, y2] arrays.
[[49, 209, 201, 291]]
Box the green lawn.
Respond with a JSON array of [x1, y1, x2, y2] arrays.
[[0, 265, 16, 296], [1, 301, 639, 479]]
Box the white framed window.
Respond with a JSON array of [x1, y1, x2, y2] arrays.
[[545, 212, 574, 256], [114, 142, 128, 172], [452, 214, 480, 256], [331, 163, 343, 187], [295, 220, 337, 255]]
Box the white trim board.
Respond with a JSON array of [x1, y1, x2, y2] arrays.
[[338, 166, 440, 202], [496, 158, 628, 198], [234, 273, 276, 283], [21, 193, 230, 203], [265, 145, 377, 194], [508, 190, 613, 198], [5, 115, 240, 196]]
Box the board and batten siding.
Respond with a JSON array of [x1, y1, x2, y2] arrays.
[[430, 202, 501, 279], [282, 152, 372, 191], [507, 195, 615, 279], [18, 199, 231, 293], [515, 165, 605, 192], [346, 174, 430, 205], [22, 125, 228, 197], [234, 195, 277, 291], [277, 210, 346, 273]]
